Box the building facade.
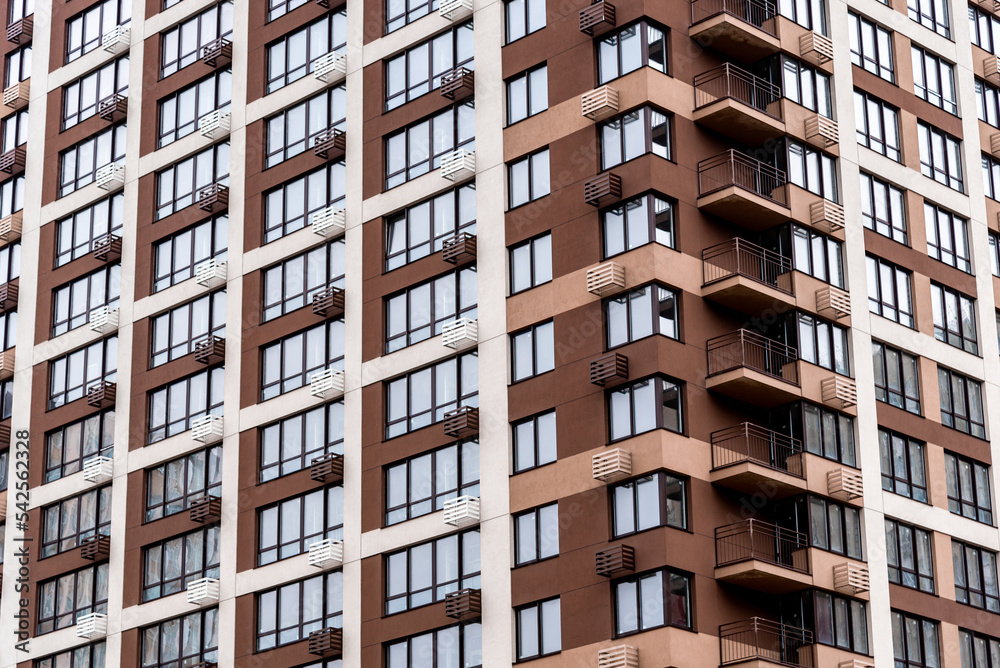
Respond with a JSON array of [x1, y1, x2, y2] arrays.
[[0, 0, 998, 664]]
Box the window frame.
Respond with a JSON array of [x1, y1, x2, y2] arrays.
[[885, 519, 934, 593], [930, 282, 978, 353], [507, 148, 550, 209], [872, 341, 921, 414], [945, 451, 993, 524], [514, 502, 559, 566], [953, 540, 1000, 612], [938, 367, 986, 439], [511, 320, 555, 382], [145, 446, 222, 522], [878, 428, 927, 502], [385, 439, 480, 525], [142, 524, 220, 602], [512, 410, 556, 473]]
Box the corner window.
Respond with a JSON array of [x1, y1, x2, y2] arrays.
[[609, 376, 682, 441], [599, 106, 670, 170], [511, 320, 554, 382], [596, 21, 667, 85], [614, 568, 691, 635], [606, 284, 678, 347], [612, 472, 686, 537], [602, 192, 675, 257]]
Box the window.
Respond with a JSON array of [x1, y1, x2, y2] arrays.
[[386, 267, 477, 352], [600, 106, 670, 170], [40, 486, 112, 558], [971, 5, 1000, 54], [386, 102, 475, 189], [985, 154, 1000, 202], [610, 376, 682, 441], [267, 0, 307, 20], [260, 402, 343, 483], [0, 448, 7, 491], [924, 202, 970, 272], [386, 184, 476, 271], [872, 342, 920, 414], [1, 108, 27, 154], [386, 0, 438, 32], [143, 525, 220, 602], [156, 142, 230, 220], [386, 352, 478, 438], [37, 564, 108, 634], [145, 446, 221, 522], [259, 486, 343, 565], [48, 338, 117, 409], [151, 291, 226, 367], [158, 70, 232, 147], [507, 64, 547, 124], [945, 452, 993, 523], [885, 519, 934, 592], [597, 21, 667, 85], [265, 87, 345, 168], [781, 139, 838, 201], [776, 55, 832, 117], [385, 440, 479, 524], [602, 192, 675, 257], [9, 0, 31, 23], [977, 78, 1000, 128], [515, 503, 558, 565], [4, 44, 28, 88], [778, 0, 826, 32], [147, 368, 225, 443], [153, 215, 228, 292], [509, 233, 551, 293], [849, 13, 894, 81], [912, 46, 957, 114], [953, 540, 1000, 612], [878, 429, 927, 501], [908, 0, 948, 34], [386, 624, 482, 668], [854, 90, 900, 161], [0, 242, 18, 287], [0, 381, 11, 422], [505, 0, 544, 42], [991, 233, 1000, 276], [0, 310, 15, 352], [0, 177, 21, 226], [387, 23, 473, 111], [35, 642, 106, 668], [266, 10, 346, 93], [261, 321, 344, 401], [66, 0, 129, 63], [797, 590, 869, 653], [141, 609, 218, 668], [161, 2, 233, 78], [52, 265, 121, 336], [257, 573, 342, 651], [866, 255, 914, 327], [612, 472, 686, 537], [386, 530, 480, 613], [614, 568, 691, 635], [264, 162, 345, 243], [63, 57, 129, 129], [45, 410, 114, 484], [513, 411, 556, 473], [789, 225, 844, 287], [516, 598, 561, 660], [960, 629, 1000, 668], [891, 611, 940, 668], [264, 235, 345, 317], [56, 194, 124, 268], [795, 313, 849, 375], [773, 402, 856, 466], [606, 284, 678, 347], [806, 495, 862, 559], [918, 122, 963, 191], [59, 125, 126, 198], [938, 368, 986, 438], [931, 283, 977, 353], [511, 320, 554, 382]]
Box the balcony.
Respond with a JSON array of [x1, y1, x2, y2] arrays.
[[720, 618, 813, 667], [706, 330, 799, 406], [702, 238, 793, 314], [690, 0, 780, 61], [710, 423, 806, 497], [716, 520, 810, 592], [693, 64, 784, 144], [697, 150, 789, 229]]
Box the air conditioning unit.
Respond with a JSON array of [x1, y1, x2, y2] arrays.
[[815, 286, 850, 319], [311, 205, 346, 237], [441, 149, 475, 181], [442, 318, 477, 349], [186, 577, 220, 605], [0, 212, 21, 245], [96, 162, 125, 191], [76, 613, 108, 639], [581, 86, 620, 121], [310, 369, 346, 398], [809, 199, 845, 233], [313, 51, 346, 83], [101, 25, 130, 55], [986, 55, 1000, 85], [443, 495, 480, 527], [0, 349, 13, 380], [2, 81, 27, 110], [439, 0, 473, 20], [195, 259, 227, 288], [586, 261, 625, 295], [191, 415, 224, 444], [593, 448, 631, 483], [198, 110, 231, 139], [804, 115, 838, 148], [799, 31, 833, 65], [821, 376, 857, 409], [833, 562, 870, 594], [308, 538, 344, 568], [82, 456, 113, 484], [597, 645, 639, 668], [89, 306, 120, 333], [828, 468, 863, 501]]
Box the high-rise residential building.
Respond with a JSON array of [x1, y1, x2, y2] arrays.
[[1, 0, 1000, 664]]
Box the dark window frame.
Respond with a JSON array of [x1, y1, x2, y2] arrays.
[[150, 290, 226, 367], [158, 69, 232, 148], [878, 428, 927, 502], [885, 519, 934, 592], [145, 446, 222, 522], [256, 572, 343, 651], [259, 402, 344, 483], [938, 367, 986, 439], [257, 486, 343, 566], [872, 341, 921, 414], [155, 142, 230, 220], [608, 375, 684, 442], [385, 530, 481, 614], [931, 282, 978, 353], [512, 410, 556, 473], [265, 86, 345, 168], [147, 367, 225, 444], [385, 183, 476, 271], [514, 502, 559, 566], [385, 439, 479, 525], [48, 337, 118, 409], [265, 10, 346, 93], [945, 451, 993, 523], [953, 540, 1000, 612], [612, 567, 692, 636], [44, 410, 115, 484], [160, 2, 233, 79], [924, 201, 970, 272], [142, 524, 220, 602], [37, 563, 109, 635], [55, 193, 124, 268], [52, 264, 122, 337], [511, 320, 554, 382], [507, 148, 549, 209], [385, 266, 477, 352], [40, 486, 112, 558], [261, 319, 344, 401], [141, 608, 219, 668], [153, 215, 228, 293], [63, 57, 129, 130], [385, 351, 479, 439]]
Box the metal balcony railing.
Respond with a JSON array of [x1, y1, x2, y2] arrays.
[[691, 0, 778, 33], [702, 238, 792, 293], [710, 423, 804, 476], [698, 149, 788, 205], [706, 329, 799, 384], [694, 63, 783, 119], [720, 617, 814, 667], [716, 519, 809, 571]]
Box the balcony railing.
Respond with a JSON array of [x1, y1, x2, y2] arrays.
[[698, 149, 788, 205], [720, 617, 814, 667], [702, 238, 792, 293], [706, 329, 798, 384], [711, 423, 804, 476], [716, 519, 808, 571], [691, 0, 778, 33], [694, 63, 782, 119]]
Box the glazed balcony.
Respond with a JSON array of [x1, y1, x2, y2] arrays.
[[693, 64, 784, 144], [702, 238, 793, 314], [720, 618, 814, 667], [697, 150, 789, 229], [706, 329, 799, 406], [710, 423, 806, 497], [716, 519, 810, 592], [690, 0, 780, 61]]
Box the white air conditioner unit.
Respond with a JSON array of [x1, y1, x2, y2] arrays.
[[101, 25, 130, 55], [195, 259, 227, 288], [89, 306, 120, 333], [443, 495, 480, 527], [441, 149, 475, 181], [833, 562, 870, 594], [198, 110, 232, 139], [308, 538, 345, 568], [76, 613, 108, 639], [0, 212, 22, 245], [442, 318, 478, 349], [310, 369, 345, 399], [311, 205, 346, 237], [828, 467, 864, 501], [439, 0, 473, 19], [191, 415, 224, 443], [0, 348, 13, 381], [313, 51, 346, 83], [82, 456, 114, 484], [2, 81, 28, 110], [186, 577, 220, 605], [95, 162, 125, 191]]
